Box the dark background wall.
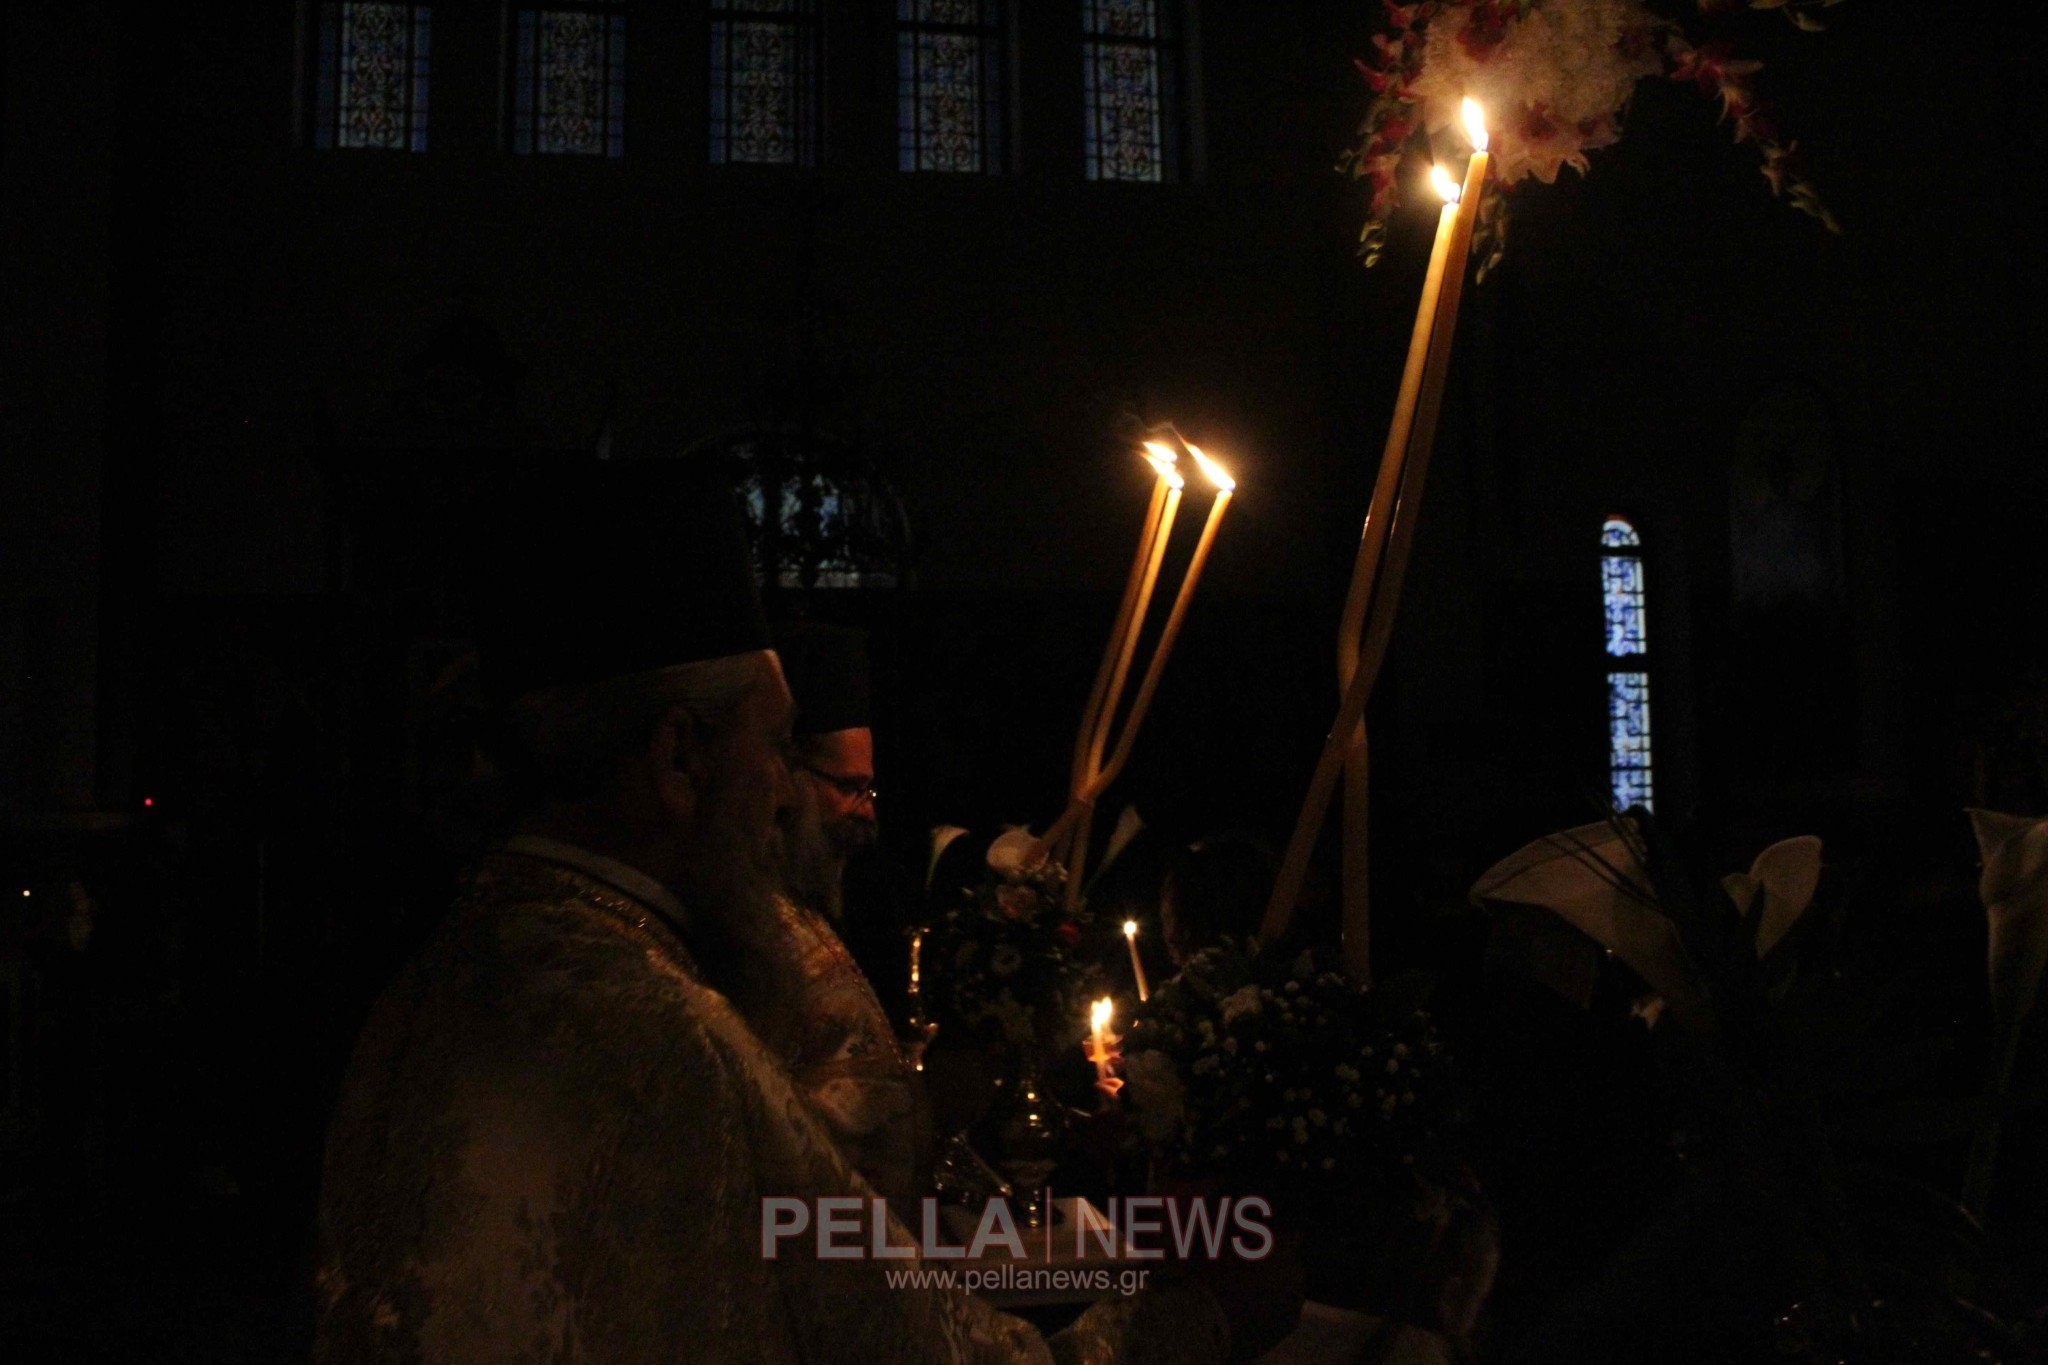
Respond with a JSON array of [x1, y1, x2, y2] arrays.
[[3, 0, 2044, 1355]]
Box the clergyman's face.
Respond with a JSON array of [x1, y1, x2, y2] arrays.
[[796, 728, 878, 853]]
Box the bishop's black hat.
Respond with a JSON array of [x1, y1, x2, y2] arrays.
[[772, 622, 872, 736], [476, 457, 768, 703]]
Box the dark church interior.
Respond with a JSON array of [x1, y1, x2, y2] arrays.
[[4, 1, 2045, 1360]]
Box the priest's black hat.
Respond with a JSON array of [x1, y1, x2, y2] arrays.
[[772, 622, 872, 736], [476, 458, 768, 702]]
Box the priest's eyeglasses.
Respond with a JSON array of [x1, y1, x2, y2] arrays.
[[803, 766, 878, 806]]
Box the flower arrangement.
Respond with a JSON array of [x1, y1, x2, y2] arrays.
[[923, 830, 1109, 1054], [1343, 0, 1843, 275], [1118, 940, 1457, 1198]]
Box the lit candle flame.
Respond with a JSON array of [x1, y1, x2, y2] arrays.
[[1123, 919, 1139, 939], [1141, 443, 1186, 489], [1461, 97, 1489, 153], [1430, 164, 1461, 205], [1091, 997, 1114, 1032], [1186, 443, 1235, 492]]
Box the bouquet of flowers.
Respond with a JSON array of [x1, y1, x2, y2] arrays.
[[1343, 0, 1843, 274], [923, 830, 1109, 1054], [1118, 940, 1457, 1199]]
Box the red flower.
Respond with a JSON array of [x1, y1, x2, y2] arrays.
[[1055, 922, 1082, 948], [1457, 1, 1512, 60]]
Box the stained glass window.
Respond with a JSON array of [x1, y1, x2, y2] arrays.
[[1602, 519, 1646, 656], [1082, 0, 1177, 182], [311, 4, 431, 152], [1608, 672, 1654, 812], [511, 6, 626, 157], [898, 1, 1005, 174], [1602, 517, 1653, 811], [710, 0, 821, 167]]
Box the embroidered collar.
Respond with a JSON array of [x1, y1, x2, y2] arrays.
[[500, 834, 692, 935]]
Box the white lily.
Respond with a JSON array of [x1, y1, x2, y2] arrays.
[[985, 826, 1046, 879], [1719, 835, 1823, 958], [1967, 809, 2048, 1037]]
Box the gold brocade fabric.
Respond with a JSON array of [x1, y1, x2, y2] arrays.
[[775, 897, 929, 1206], [314, 849, 1228, 1364]]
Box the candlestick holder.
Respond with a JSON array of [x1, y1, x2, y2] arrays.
[[989, 1058, 1069, 1230]]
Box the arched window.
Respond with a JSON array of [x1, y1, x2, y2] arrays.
[[689, 430, 912, 593], [1602, 517, 1653, 811]]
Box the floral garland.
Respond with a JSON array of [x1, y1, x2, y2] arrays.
[[1342, 0, 1844, 276], [1119, 941, 1457, 1199]]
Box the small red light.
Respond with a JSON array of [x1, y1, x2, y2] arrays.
[[143, 797, 155, 808]]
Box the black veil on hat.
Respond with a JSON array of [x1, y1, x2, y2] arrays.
[[475, 457, 769, 703], [771, 622, 871, 737]]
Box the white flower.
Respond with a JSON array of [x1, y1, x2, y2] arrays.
[[1409, 0, 1664, 187], [986, 827, 1045, 878]]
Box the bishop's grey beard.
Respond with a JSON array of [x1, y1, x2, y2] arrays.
[[669, 777, 808, 1062], [776, 785, 878, 924], [779, 806, 850, 923]]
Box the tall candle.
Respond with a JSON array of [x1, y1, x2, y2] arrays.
[[1270, 101, 1491, 955], [1331, 162, 1464, 984], [1082, 447, 1184, 809], [1337, 193, 1459, 697], [1122, 919, 1151, 1002], [1046, 447, 1235, 887], [1071, 450, 1179, 808], [1355, 108, 1488, 699]]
